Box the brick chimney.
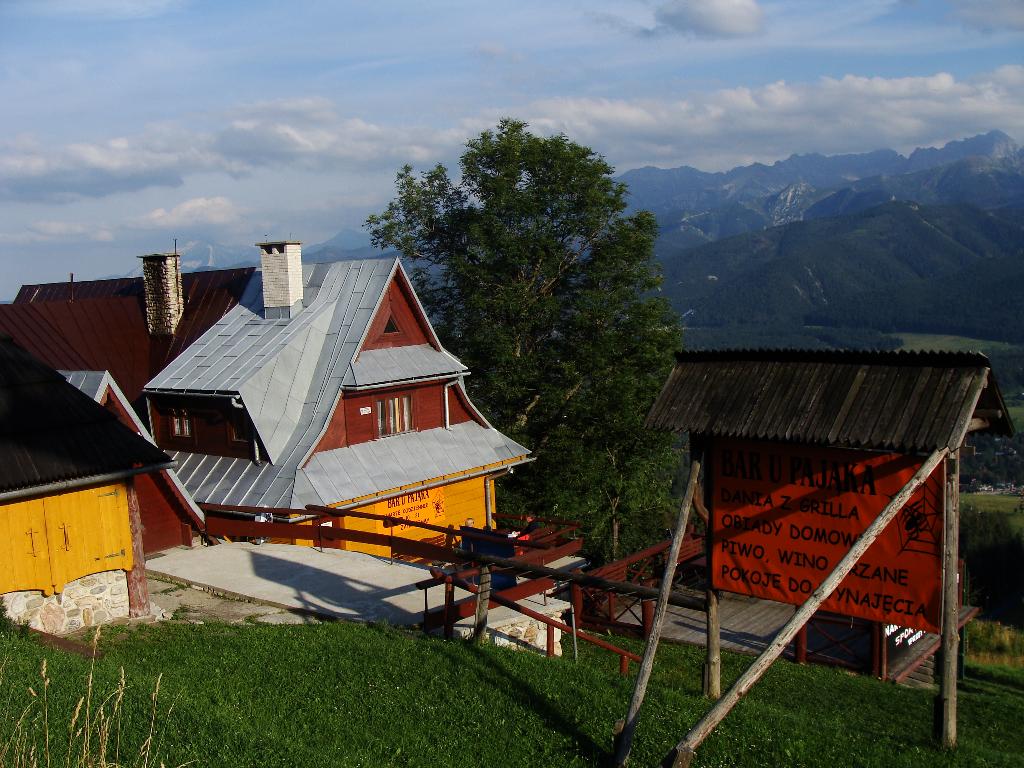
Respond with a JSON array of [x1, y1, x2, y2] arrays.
[[257, 240, 303, 319], [139, 253, 184, 336]]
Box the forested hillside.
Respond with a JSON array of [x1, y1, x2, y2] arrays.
[[657, 202, 1024, 334]]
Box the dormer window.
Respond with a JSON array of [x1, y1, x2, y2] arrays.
[[229, 413, 250, 442], [383, 315, 400, 335], [171, 411, 192, 438], [377, 394, 412, 437]]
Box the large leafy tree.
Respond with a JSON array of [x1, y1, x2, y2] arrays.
[[366, 120, 681, 560]]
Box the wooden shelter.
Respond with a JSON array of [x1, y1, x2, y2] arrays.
[[616, 348, 1013, 766], [0, 337, 174, 633]]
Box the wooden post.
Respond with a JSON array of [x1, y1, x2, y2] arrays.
[[472, 565, 492, 642], [484, 477, 494, 529], [879, 623, 888, 679], [571, 582, 584, 627], [703, 588, 721, 699], [795, 624, 808, 665], [613, 458, 702, 768], [641, 599, 655, 638], [661, 449, 946, 768], [443, 579, 455, 640], [702, 481, 720, 699], [936, 449, 959, 748], [125, 479, 150, 618]]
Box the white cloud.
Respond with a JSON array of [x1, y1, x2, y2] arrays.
[[653, 0, 765, 38], [211, 102, 457, 170], [0, 129, 241, 202], [949, 0, 1024, 32], [6, 220, 116, 244], [3, 68, 1022, 210], [134, 196, 241, 229], [520, 67, 1024, 170]]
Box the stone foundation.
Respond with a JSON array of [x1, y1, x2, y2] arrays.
[[450, 598, 568, 657], [490, 615, 563, 656], [2, 570, 129, 635]]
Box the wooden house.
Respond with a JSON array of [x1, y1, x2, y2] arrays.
[[0, 337, 173, 634], [143, 242, 531, 553]]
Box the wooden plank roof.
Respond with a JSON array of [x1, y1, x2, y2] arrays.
[[0, 337, 172, 495], [646, 349, 1013, 453]]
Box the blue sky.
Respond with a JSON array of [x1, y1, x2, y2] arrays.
[[1, 0, 1022, 298]]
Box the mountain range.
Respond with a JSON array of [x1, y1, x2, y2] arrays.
[[629, 131, 1024, 390], [621, 130, 1023, 247]]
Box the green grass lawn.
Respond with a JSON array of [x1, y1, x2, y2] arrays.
[[962, 493, 1023, 515], [962, 493, 1024, 538], [1008, 404, 1024, 431], [3, 621, 1024, 768]]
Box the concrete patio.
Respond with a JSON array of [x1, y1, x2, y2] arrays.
[[146, 542, 570, 652]]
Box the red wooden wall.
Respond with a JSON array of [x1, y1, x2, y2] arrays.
[[361, 272, 434, 351], [99, 386, 198, 553], [150, 395, 255, 460], [134, 471, 194, 553]]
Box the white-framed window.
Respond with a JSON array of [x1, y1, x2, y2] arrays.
[[376, 394, 413, 437], [171, 411, 192, 438]]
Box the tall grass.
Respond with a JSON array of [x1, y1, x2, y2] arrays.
[[967, 619, 1024, 667], [0, 628, 180, 768]]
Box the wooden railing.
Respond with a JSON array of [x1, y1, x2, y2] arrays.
[[572, 533, 705, 638], [421, 567, 641, 675], [200, 502, 582, 562]]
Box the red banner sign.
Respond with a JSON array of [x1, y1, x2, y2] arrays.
[[710, 438, 945, 632]]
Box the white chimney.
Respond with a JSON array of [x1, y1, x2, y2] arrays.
[[257, 240, 303, 319], [139, 252, 184, 336]]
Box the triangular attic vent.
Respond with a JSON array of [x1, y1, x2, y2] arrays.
[[384, 315, 399, 335]]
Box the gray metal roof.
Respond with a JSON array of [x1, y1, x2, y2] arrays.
[[301, 422, 530, 505], [171, 420, 530, 509], [62, 370, 108, 401], [345, 345, 467, 388], [646, 348, 1013, 453], [147, 258, 399, 463]]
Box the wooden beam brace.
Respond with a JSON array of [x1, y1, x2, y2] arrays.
[[660, 448, 947, 768], [614, 458, 702, 767]]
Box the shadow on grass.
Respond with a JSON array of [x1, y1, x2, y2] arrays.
[[963, 664, 1024, 694], [433, 637, 614, 766]]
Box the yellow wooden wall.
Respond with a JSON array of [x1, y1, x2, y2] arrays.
[[336, 475, 489, 557], [0, 482, 134, 595]]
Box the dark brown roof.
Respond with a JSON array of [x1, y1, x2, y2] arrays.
[[646, 348, 1013, 453], [0, 336, 172, 495], [0, 268, 254, 405]]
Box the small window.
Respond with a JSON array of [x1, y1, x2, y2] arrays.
[[376, 394, 413, 437], [383, 314, 400, 335], [229, 414, 250, 442], [171, 411, 192, 438]]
